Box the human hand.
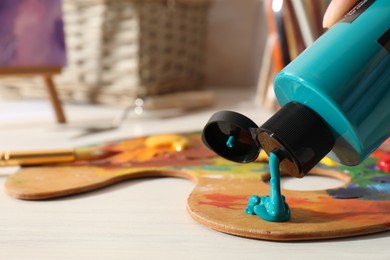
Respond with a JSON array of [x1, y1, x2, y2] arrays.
[[322, 0, 361, 28]]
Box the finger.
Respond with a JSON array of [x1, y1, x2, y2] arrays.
[[322, 0, 361, 28]]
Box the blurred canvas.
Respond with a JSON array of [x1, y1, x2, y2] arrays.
[[0, 0, 66, 67]]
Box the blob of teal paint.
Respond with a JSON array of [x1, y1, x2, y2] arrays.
[[226, 135, 235, 148], [245, 152, 290, 222]]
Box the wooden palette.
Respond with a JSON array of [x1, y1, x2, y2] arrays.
[[5, 133, 390, 241]]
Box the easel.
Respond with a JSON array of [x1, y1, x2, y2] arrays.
[[0, 66, 66, 123]]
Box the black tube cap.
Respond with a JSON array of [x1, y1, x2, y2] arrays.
[[257, 102, 335, 177], [202, 111, 261, 163]]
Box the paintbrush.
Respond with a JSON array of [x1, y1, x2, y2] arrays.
[[272, 0, 291, 66], [0, 148, 117, 166]]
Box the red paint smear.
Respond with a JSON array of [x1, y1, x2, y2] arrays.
[[377, 153, 390, 172], [199, 193, 248, 210]]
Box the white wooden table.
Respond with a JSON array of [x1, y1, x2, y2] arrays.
[[0, 90, 388, 260]]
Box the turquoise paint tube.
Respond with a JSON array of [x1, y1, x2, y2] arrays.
[[266, 0, 390, 177], [203, 0, 389, 179]]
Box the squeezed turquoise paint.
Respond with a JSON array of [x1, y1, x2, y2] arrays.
[[226, 135, 235, 148], [245, 152, 290, 222]]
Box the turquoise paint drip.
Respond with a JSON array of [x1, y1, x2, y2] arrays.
[[245, 152, 290, 222], [226, 136, 235, 148]]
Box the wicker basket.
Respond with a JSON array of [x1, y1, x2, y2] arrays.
[[1, 0, 210, 105]]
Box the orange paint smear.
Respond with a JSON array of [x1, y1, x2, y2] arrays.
[[288, 196, 390, 224], [199, 193, 248, 210]]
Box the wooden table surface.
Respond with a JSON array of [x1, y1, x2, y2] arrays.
[[0, 89, 388, 260]]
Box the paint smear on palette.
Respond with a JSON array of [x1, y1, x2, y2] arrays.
[[327, 153, 390, 200], [372, 176, 390, 183], [377, 153, 390, 172], [0, 0, 66, 67], [199, 194, 248, 210], [304, 196, 390, 222], [328, 186, 370, 199]]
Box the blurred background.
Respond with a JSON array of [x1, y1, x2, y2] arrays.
[[0, 0, 330, 125]]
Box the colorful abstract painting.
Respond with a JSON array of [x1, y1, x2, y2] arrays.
[[0, 0, 66, 67]]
